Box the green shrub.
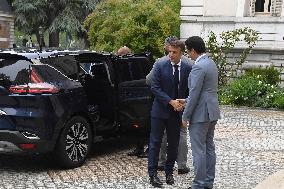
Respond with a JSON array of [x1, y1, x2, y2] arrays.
[[218, 86, 233, 105], [272, 89, 284, 109], [84, 0, 180, 58], [219, 73, 284, 109], [206, 27, 259, 86], [244, 66, 281, 86], [232, 77, 266, 106], [253, 85, 279, 108]]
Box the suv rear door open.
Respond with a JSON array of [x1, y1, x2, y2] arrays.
[[113, 55, 153, 134], [76, 53, 153, 135]]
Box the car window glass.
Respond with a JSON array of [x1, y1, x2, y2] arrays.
[[115, 56, 152, 83], [91, 63, 109, 80], [40, 55, 78, 80], [0, 59, 32, 89], [30, 65, 69, 84], [80, 63, 92, 74]]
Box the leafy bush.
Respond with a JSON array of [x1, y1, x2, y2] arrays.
[[227, 76, 269, 106], [219, 67, 284, 109], [84, 0, 180, 58], [273, 95, 284, 109], [244, 66, 281, 86], [206, 27, 259, 86]]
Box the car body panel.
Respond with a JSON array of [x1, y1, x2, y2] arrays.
[[0, 50, 153, 163]]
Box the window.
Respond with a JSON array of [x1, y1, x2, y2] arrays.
[[250, 0, 282, 16], [114, 57, 152, 83], [0, 59, 32, 89], [40, 55, 79, 80], [255, 0, 271, 12]]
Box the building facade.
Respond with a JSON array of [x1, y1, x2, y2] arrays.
[[0, 0, 14, 48], [180, 0, 284, 81]]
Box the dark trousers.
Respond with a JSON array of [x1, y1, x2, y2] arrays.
[[148, 112, 181, 176]]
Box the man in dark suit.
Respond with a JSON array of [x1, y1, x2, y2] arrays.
[[146, 36, 192, 174], [148, 40, 191, 188]]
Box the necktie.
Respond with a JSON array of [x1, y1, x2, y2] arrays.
[[173, 65, 179, 99]]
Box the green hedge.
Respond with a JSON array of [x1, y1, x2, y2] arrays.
[[219, 66, 284, 109], [244, 66, 281, 86]]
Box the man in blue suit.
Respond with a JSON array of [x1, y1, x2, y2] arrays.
[[182, 36, 221, 189], [148, 40, 191, 187]]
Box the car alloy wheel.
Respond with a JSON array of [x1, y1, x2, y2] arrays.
[[55, 116, 92, 168], [66, 122, 89, 162]]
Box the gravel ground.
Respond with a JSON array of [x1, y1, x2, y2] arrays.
[[0, 106, 283, 189]]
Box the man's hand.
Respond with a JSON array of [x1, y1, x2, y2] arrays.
[[176, 99, 186, 105], [176, 99, 186, 109], [182, 120, 189, 128], [169, 100, 183, 111]]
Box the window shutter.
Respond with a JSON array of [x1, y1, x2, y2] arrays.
[[250, 0, 256, 16], [270, 0, 283, 16]]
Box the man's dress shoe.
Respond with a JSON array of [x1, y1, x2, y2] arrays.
[[166, 174, 174, 185], [137, 151, 148, 158], [178, 167, 190, 174], [127, 148, 143, 156], [157, 165, 164, 171], [149, 175, 163, 188]]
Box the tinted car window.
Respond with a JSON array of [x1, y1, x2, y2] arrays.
[[0, 58, 32, 89], [40, 55, 78, 80], [31, 65, 70, 84], [115, 57, 152, 83]]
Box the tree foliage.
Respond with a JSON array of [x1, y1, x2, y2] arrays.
[[84, 0, 179, 57], [12, 0, 99, 47]]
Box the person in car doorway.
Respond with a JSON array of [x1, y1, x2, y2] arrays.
[[117, 46, 149, 158], [147, 39, 191, 188], [146, 36, 192, 175], [116, 46, 132, 55]]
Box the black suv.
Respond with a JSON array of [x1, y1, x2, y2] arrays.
[[0, 50, 153, 168]]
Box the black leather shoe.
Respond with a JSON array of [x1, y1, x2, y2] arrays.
[[127, 148, 143, 156], [137, 151, 148, 158], [166, 174, 174, 185], [157, 165, 164, 171], [178, 167, 190, 174], [149, 175, 163, 188]]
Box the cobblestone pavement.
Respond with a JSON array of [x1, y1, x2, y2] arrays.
[[0, 106, 284, 189]]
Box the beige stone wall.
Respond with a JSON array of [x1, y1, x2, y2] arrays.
[[204, 0, 238, 16], [0, 13, 14, 48]]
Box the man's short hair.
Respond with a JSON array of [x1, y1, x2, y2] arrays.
[[168, 40, 185, 52], [185, 36, 206, 54], [164, 36, 178, 46], [117, 46, 132, 55]]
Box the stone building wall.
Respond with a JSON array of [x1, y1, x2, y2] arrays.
[[0, 13, 14, 48]]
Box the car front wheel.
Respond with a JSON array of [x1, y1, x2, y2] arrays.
[[55, 116, 92, 168]]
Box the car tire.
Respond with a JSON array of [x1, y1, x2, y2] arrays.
[[55, 116, 92, 168]]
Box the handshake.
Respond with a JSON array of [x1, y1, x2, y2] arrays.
[[169, 99, 186, 111]]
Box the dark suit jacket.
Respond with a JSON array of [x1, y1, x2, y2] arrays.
[[151, 58, 191, 119]]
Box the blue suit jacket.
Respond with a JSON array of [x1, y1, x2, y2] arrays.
[[151, 58, 191, 119]]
